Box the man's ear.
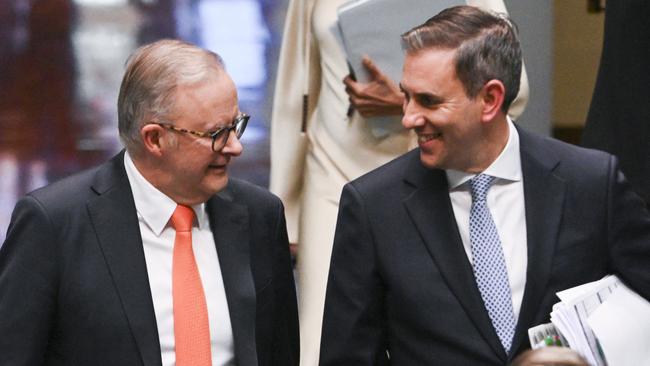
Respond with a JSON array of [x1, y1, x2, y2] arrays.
[[140, 123, 165, 157], [479, 79, 506, 123]]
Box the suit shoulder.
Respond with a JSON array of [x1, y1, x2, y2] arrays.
[[227, 178, 283, 208], [6, 164, 106, 239], [351, 149, 418, 189], [521, 129, 614, 169], [20, 154, 126, 218], [27, 166, 101, 209], [529, 131, 609, 157]]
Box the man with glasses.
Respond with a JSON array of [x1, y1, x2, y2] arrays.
[[0, 39, 298, 366]]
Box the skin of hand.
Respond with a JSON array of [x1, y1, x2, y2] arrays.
[[510, 348, 588, 366], [289, 243, 298, 258], [343, 56, 404, 117]]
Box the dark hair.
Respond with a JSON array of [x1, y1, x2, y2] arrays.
[[401, 5, 521, 112]]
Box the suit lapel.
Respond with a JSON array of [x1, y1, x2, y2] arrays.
[[510, 130, 566, 357], [401, 153, 508, 361], [206, 187, 258, 366], [87, 153, 162, 366]]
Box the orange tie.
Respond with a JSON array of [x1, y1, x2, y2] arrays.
[[170, 204, 212, 366]]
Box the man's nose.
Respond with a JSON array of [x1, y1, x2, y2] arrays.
[[402, 101, 424, 129], [221, 130, 243, 156]]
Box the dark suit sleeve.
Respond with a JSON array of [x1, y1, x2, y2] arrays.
[[320, 183, 389, 366], [606, 156, 650, 299], [0, 195, 58, 365], [271, 200, 300, 366]]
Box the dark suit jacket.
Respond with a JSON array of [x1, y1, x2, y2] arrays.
[[320, 128, 650, 365], [0, 152, 299, 366], [583, 0, 650, 206]]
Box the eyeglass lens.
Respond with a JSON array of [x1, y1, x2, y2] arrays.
[[212, 116, 248, 151]]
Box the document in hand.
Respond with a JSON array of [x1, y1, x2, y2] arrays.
[[336, 0, 464, 84], [335, 0, 463, 138], [528, 275, 650, 366]]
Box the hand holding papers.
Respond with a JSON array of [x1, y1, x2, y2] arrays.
[[334, 0, 464, 138], [342, 57, 403, 118], [528, 275, 650, 366], [336, 0, 464, 84]]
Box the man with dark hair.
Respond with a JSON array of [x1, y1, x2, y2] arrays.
[[0, 39, 299, 366], [320, 6, 650, 365]]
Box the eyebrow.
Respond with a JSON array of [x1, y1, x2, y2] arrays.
[[400, 83, 444, 105], [206, 113, 240, 132], [416, 93, 444, 105]]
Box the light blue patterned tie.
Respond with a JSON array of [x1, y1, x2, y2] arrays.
[[469, 174, 517, 353]]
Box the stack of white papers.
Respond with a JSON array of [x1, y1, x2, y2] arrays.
[[587, 279, 650, 365], [550, 275, 620, 365], [531, 275, 650, 366]]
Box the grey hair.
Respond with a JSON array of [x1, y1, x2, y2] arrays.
[[401, 5, 522, 112], [117, 39, 225, 154]]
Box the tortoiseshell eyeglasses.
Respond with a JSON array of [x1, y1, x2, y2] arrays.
[[153, 113, 249, 152]]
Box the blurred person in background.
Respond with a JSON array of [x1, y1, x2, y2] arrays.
[[582, 0, 650, 209]]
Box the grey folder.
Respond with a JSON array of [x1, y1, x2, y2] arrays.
[[336, 0, 464, 137], [337, 0, 465, 84]]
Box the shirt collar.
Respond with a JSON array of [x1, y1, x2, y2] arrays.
[[124, 151, 207, 236], [446, 117, 522, 190]]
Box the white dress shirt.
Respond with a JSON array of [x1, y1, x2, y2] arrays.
[[124, 152, 235, 366], [446, 118, 528, 319]]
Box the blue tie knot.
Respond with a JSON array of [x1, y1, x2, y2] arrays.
[[470, 174, 495, 202]]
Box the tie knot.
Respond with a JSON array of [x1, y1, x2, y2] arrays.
[[170, 205, 195, 232], [470, 174, 495, 202]]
